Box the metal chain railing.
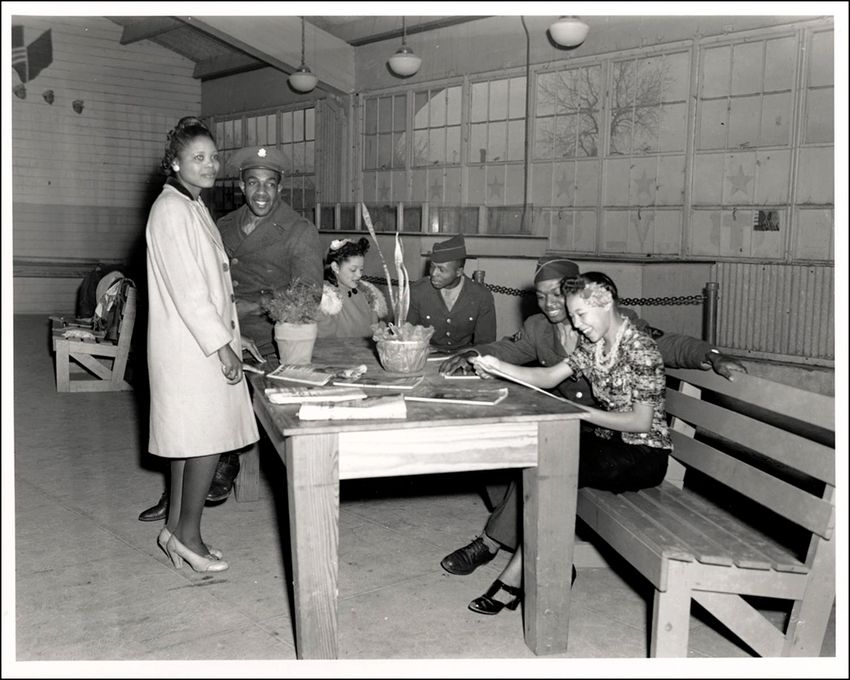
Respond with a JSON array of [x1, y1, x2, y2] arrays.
[[362, 275, 706, 306]]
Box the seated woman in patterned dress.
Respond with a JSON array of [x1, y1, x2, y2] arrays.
[[465, 271, 672, 615], [317, 237, 388, 338]]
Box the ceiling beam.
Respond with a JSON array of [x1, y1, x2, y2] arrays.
[[348, 16, 492, 46], [112, 17, 184, 45], [176, 16, 355, 95], [193, 53, 266, 80]]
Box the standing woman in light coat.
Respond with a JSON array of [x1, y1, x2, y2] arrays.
[[146, 116, 259, 572]]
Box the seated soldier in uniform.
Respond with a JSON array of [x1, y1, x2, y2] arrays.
[[406, 234, 496, 350], [437, 255, 747, 579]]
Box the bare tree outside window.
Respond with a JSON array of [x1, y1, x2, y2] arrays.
[[534, 54, 685, 159], [535, 65, 602, 158], [609, 57, 669, 155]]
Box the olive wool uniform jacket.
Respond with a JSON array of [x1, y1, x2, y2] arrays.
[[217, 198, 323, 352], [407, 275, 497, 349]]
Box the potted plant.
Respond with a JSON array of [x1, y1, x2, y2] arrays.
[[261, 277, 322, 365], [361, 204, 434, 374]]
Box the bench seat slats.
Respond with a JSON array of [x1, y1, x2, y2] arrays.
[[670, 432, 834, 540], [578, 488, 694, 562], [665, 368, 834, 432], [579, 484, 808, 575], [625, 487, 752, 567], [665, 390, 834, 485], [645, 485, 808, 573]]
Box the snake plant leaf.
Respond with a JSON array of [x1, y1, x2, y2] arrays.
[[360, 203, 396, 314]]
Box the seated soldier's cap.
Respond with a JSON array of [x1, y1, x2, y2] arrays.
[[533, 255, 580, 284], [226, 146, 287, 175], [430, 234, 467, 263]]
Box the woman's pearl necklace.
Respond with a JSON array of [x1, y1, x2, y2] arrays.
[[594, 316, 628, 371]]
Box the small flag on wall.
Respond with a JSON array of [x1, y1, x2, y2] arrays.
[[12, 25, 53, 84]]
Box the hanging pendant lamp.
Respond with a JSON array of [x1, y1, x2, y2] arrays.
[[388, 17, 422, 77], [548, 16, 590, 48], [289, 16, 318, 93]]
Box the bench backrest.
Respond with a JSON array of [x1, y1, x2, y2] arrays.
[[664, 369, 835, 542]]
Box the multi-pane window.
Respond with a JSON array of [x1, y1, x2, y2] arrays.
[[210, 108, 315, 218], [803, 29, 833, 145], [691, 33, 799, 259], [353, 22, 830, 254], [794, 28, 834, 261], [534, 65, 601, 159], [363, 94, 407, 170], [608, 51, 689, 155], [469, 77, 526, 164], [697, 36, 796, 150], [413, 86, 462, 166], [280, 108, 316, 213]]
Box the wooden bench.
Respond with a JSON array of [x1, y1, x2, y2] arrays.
[[576, 368, 835, 657], [51, 284, 137, 392]]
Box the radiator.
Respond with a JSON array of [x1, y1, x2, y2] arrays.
[[711, 262, 834, 364]]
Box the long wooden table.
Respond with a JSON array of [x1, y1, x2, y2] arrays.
[[249, 337, 586, 659]]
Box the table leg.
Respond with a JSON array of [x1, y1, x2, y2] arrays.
[[285, 433, 341, 659], [522, 418, 580, 655], [233, 442, 260, 502]]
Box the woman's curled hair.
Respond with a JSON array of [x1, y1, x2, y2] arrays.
[[324, 237, 370, 284], [161, 116, 215, 176], [561, 271, 619, 308]]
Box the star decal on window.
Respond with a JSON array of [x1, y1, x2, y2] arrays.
[[727, 164, 753, 196]]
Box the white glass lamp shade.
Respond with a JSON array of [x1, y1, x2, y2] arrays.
[[548, 16, 590, 47], [388, 46, 422, 77], [289, 66, 318, 93]]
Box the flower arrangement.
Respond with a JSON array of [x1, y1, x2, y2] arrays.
[[261, 277, 322, 325], [360, 204, 434, 344]]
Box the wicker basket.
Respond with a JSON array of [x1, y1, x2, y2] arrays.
[[375, 339, 430, 374]]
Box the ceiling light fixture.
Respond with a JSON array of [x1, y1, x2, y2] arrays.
[[289, 16, 318, 93], [388, 17, 422, 77], [548, 16, 590, 48]]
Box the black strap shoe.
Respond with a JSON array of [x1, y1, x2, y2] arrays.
[[206, 453, 241, 503], [138, 491, 168, 522], [440, 536, 498, 575], [468, 579, 522, 615]]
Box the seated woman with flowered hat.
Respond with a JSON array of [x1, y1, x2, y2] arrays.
[[317, 237, 388, 338]]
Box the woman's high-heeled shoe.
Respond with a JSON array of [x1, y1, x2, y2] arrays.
[[165, 534, 229, 573], [468, 579, 522, 615], [157, 527, 223, 560]]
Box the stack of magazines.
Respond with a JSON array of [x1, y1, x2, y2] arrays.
[[297, 394, 407, 420], [264, 385, 367, 405]]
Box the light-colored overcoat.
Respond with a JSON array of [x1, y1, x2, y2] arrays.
[[146, 181, 259, 458]]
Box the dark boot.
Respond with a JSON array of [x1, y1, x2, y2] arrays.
[[206, 453, 241, 503], [138, 491, 168, 522]]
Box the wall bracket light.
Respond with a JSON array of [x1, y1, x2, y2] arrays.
[[289, 16, 318, 93], [388, 17, 422, 77]]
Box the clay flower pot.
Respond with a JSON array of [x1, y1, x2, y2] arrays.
[[274, 322, 318, 365]]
